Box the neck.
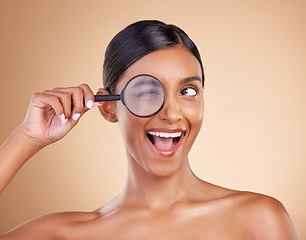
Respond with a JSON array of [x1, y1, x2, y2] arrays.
[[120, 156, 200, 210]]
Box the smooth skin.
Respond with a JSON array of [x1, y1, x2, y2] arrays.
[[0, 45, 297, 239]]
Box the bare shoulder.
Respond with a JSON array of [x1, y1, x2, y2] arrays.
[[196, 182, 297, 239], [0, 211, 101, 240], [231, 191, 297, 239]]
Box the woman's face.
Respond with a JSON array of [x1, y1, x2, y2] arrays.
[[113, 45, 204, 177]]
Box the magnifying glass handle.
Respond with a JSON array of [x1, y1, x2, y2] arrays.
[[94, 95, 121, 102]]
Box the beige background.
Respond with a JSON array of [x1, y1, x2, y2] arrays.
[[0, 0, 305, 238]]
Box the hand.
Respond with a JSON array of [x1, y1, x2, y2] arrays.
[[20, 84, 96, 147]]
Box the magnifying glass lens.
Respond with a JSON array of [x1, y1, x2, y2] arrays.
[[123, 75, 165, 117]]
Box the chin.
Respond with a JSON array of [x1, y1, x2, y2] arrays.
[[141, 154, 190, 179]]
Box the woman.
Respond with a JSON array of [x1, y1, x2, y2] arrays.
[[0, 20, 297, 239]]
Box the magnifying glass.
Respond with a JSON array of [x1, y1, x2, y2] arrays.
[[94, 74, 166, 117]]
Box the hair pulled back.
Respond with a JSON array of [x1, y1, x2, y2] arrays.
[[103, 20, 204, 93]]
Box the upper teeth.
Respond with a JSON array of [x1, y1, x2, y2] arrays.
[[148, 131, 182, 138]]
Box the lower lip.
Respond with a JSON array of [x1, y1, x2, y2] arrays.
[[146, 133, 185, 157]]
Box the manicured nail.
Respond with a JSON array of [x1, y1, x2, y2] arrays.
[[86, 100, 93, 108], [61, 114, 68, 124], [72, 113, 80, 121], [93, 102, 102, 108]]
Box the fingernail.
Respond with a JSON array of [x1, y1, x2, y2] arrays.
[[86, 100, 93, 109], [61, 114, 68, 124], [93, 102, 102, 108], [72, 113, 80, 121]]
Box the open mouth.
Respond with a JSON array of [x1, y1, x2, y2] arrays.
[[146, 130, 185, 155]]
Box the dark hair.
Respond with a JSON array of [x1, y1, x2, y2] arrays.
[[103, 20, 204, 93]]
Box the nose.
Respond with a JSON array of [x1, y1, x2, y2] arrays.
[[157, 94, 182, 123]]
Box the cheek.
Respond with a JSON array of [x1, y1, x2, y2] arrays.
[[182, 100, 204, 151], [116, 104, 147, 156], [182, 98, 204, 128], [117, 108, 136, 143]]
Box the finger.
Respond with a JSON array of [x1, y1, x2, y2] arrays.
[[31, 92, 66, 124], [43, 90, 72, 123], [78, 83, 95, 109], [70, 87, 83, 121], [52, 86, 87, 121]]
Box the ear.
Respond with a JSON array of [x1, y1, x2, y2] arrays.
[[96, 88, 118, 123]]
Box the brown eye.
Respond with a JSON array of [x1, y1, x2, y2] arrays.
[[180, 87, 197, 96]]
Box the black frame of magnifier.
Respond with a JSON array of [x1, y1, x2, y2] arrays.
[[94, 74, 166, 118]]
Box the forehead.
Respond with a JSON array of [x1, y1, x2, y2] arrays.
[[116, 45, 202, 90]]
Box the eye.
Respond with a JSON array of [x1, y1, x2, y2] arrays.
[[180, 87, 198, 96], [133, 89, 163, 99]]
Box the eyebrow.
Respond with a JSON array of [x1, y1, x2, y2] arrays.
[[132, 79, 161, 88], [180, 76, 202, 84]]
